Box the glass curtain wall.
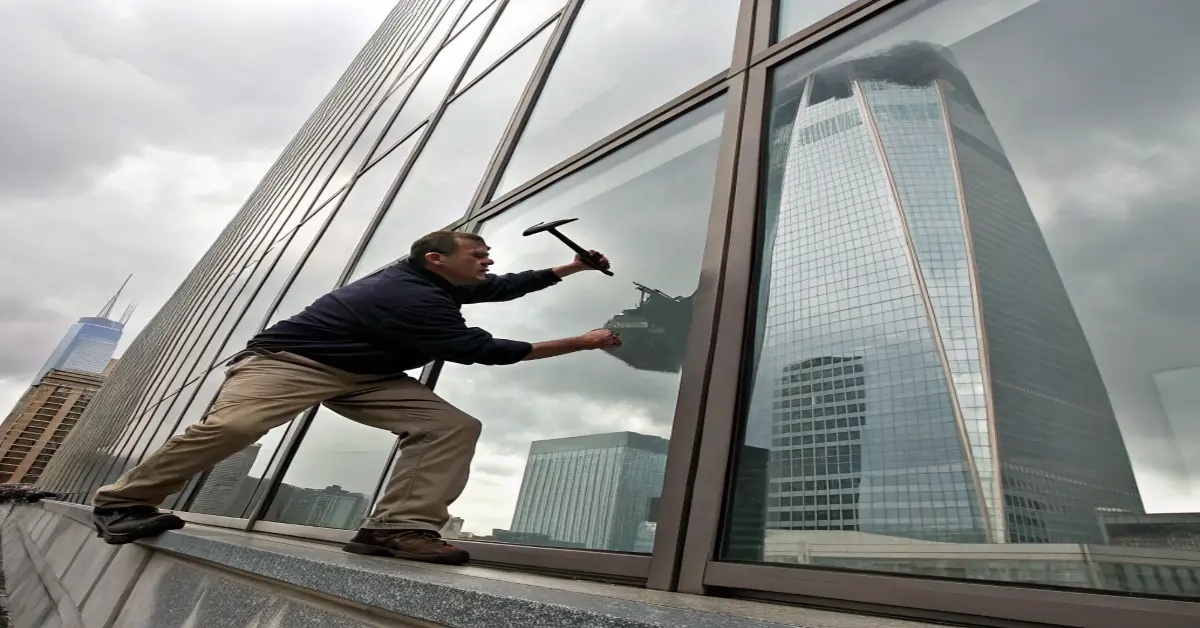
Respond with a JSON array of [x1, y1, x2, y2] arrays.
[[720, 0, 1200, 601]]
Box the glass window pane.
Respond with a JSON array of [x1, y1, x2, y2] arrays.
[[459, 0, 563, 88], [431, 98, 726, 551], [375, 2, 498, 155], [350, 27, 556, 280], [723, 0, 1200, 600], [775, 0, 857, 43], [265, 133, 422, 326], [261, 407, 395, 530], [175, 204, 341, 516], [493, 0, 740, 197]]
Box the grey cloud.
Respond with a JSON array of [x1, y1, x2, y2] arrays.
[[0, 0, 393, 197], [0, 1, 392, 408]]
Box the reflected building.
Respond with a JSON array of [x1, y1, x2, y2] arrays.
[[744, 41, 1141, 545], [265, 484, 370, 530], [510, 432, 668, 552], [1152, 366, 1200, 503], [603, 283, 696, 374], [187, 444, 261, 517]]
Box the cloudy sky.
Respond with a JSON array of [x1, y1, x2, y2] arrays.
[[3, 0, 1197, 552], [0, 0, 395, 413]]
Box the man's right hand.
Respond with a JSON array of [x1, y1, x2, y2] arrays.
[[523, 329, 623, 361], [578, 328, 622, 350]]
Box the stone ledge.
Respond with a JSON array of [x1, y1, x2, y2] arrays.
[[46, 501, 794, 628], [39, 501, 934, 628]]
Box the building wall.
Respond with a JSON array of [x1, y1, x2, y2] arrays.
[[0, 369, 106, 484]]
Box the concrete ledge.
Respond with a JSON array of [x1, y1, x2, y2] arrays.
[[31, 501, 937, 628]]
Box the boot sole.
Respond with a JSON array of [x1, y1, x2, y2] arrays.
[[94, 516, 185, 545], [342, 541, 469, 565]]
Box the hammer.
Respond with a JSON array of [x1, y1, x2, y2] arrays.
[[522, 218, 614, 276]]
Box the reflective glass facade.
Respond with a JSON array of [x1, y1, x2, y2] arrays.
[[34, 0, 1200, 623]]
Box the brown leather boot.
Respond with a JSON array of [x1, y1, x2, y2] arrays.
[[342, 528, 470, 565]]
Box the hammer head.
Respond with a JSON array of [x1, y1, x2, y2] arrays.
[[522, 217, 578, 237]]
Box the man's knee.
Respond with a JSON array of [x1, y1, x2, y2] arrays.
[[436, 409, 482, 439]]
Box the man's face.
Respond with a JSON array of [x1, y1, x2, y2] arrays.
[[425, 237, 493, 285]]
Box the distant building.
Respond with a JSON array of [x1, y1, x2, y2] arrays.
[[31, 275, 135, 385], [0, 368, 109, 484], [510, 432, 668, 552], [1099, 512, 1200, 551], [188, 444, 262, 517]]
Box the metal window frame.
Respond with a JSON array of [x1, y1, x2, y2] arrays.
[[671, 0, 1200, 626]]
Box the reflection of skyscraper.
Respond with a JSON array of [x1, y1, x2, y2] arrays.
[[32, 277, 134, 385], [510, 432, 668, 552], [266, 484, 371, 530], [188, 444, 261, 516], [746, 42, 1141, 545], [1152, 366, 1200, 501], [308, 485, 370, 529], [603, 283, 695, 374]]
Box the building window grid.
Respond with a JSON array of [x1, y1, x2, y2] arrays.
[[32, 0, 1200, 622]]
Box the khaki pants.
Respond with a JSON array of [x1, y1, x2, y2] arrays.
[[93, 352, 481, 532]]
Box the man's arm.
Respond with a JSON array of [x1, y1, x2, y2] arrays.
[[367, 295, 620, 365], [456, 250, 611, 304], [454, 269, 561, 305]]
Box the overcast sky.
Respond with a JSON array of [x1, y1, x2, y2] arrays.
[[0, 0, 395, 412], [2, 0, 1197, 550]]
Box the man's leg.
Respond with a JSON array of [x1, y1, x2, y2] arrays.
[[322, 375, 481, 564], [92, 353, 347, 544]]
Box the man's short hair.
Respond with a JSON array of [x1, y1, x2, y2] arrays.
[[410, 230, 485, 262]]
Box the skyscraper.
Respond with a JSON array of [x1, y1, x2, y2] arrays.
[[32, 276, 135, 385], [510, 432, 668, 552], [745, 42, 1142, 545]]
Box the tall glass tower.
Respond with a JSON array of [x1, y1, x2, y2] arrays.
[[32, 276, 134, 386], [745, 42, 1142, 545]]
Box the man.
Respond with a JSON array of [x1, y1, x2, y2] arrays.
[[91, 230, 620, 565]]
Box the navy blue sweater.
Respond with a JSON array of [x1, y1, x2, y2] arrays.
[[247, 260, 562, 375]]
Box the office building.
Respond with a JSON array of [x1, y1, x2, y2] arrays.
[[31, 277, 134, 385], [510, 432, 668, 552], [0, 368, 108, 484]]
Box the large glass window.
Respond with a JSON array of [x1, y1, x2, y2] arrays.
[[373, 1, 495, 155], [458, 0, 563, 88], [265, 133, 421, 327], [774, 0, 857, 43], [429, 98, 726, 552], [350, 26, 555, 280], [723, 0, 1200, 600], [492, 0, 740, 197], [261, 406, 399, 530], [180, 195, 344, 516]]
